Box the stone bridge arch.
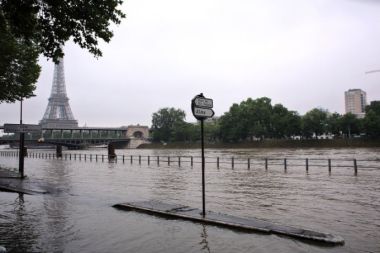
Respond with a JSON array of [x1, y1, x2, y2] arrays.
[[125, 125, 149, 139]]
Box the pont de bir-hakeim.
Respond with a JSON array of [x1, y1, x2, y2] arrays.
[[39, 57, 78, 128]]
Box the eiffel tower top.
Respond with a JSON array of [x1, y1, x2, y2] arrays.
[[39, 57, 78, 128]]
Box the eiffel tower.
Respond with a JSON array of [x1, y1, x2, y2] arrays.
[[39, 57, 78, 128]]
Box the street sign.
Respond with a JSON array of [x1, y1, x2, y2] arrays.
[[194, 97, 213, 108], [193, 107, 215, 118], [191, 93, 214, 121], [4, 123, 42, 133]]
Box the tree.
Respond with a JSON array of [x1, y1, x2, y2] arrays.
[[327, 112, 342, 137], [363, 101, 380, 138], [0, 0, 125, 103], [301, 108, 328, 138], [340, 113, 361, 138], [151, 108, 187, 142]]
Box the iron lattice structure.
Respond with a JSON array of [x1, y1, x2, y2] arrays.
[[39, 58, 78, 128]]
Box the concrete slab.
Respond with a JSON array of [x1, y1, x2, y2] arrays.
[[113, 200, 344, 245]]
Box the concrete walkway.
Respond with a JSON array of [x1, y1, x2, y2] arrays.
[[114, 200, 344, 245], [0, 168, 48, 194]]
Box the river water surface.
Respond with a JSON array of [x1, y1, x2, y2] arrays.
[[0, 148, 379, 253]]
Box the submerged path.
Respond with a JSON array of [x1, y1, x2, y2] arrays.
[[113, 200, 345, 245]]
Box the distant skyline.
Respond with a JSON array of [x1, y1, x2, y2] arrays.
[[1, 0, 380, 127]]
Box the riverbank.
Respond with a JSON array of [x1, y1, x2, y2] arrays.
[[139, 139, 380, 149]]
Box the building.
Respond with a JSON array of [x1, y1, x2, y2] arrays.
[[344, 89, 367, 118]]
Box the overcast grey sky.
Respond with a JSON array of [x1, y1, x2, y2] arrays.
[[1, 0, 380, 127]]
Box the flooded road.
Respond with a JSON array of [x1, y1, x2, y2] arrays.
[[1, 148, 380, 252]]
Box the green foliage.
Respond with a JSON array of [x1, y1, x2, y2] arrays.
[[0, 11, 40, 102], [301, 108, 329, 138], [219, 97, 302, 142], [363, 101, 380, 137], [0, 0, 125, 103], [151, 108, 187, 142]]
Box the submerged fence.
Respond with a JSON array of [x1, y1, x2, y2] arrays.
[[1, 150, 379, 175]]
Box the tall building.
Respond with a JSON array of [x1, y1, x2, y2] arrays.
[[344, 89, 367, 118], [39, 57, 78, 128]]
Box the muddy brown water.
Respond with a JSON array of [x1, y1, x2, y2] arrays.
[[0, 148, 379, 253]]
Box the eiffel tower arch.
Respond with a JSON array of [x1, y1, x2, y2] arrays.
[[39, 57, 78, 128]]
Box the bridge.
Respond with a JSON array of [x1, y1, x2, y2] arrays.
[[0, 125, 150, 149]]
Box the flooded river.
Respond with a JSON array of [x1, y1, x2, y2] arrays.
[[1, 148, 380, 253]]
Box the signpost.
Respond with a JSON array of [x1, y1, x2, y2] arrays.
[[4, 123, 41, 178], [4, 124, 42, 133], [191, 93, 214, 217]]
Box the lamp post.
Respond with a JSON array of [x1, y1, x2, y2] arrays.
[[18, 98, 25, 178]]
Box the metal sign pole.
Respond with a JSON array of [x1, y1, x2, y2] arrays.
[[19, 98, 25, 178], [201, 118, 206, 217], [191, 93, 214, 218]]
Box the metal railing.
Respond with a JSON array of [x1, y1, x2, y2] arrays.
[[1, 150, 379, 175]]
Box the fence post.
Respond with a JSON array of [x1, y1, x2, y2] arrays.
[[84, 154, 86, 161], [168, 156, 170, 166], [306, 158, 309, 172], [130, 155, 133, 164], [148, 156, 150, 165], [157, 156, 160, 166], [284, 158, 287, 171], [217, 157, 220, 169], [354, 159, 358, 175], [102, 154, 104, 162], [139, 155, 141, 165], [90, 154, 92, 161], [232, 157, 234, 169], [328, 159, 331, 173], [178, 156, 181, 167], [248, 158, 250, 170], [96, 154, 98, 162], [122, 155, 125, 163], [191, 156, 193, 167], [265, 158, 268, 170]]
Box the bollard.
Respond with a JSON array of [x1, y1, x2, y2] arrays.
[[139, 155, 141, 165], [168, 156, 170, 166], [191, 156, 193, 167], [217, 157, 219, 169], [178, 156, 181, 167], [354, 159, 358, 175], [265, 158, 268, 170], [56, 145, 63, 158], [328, 159, 331, 172], [232, 157, 234, 169], [284, 158, 287, 171], [148, 156, 150, 165], [108, 144, 116, 160], [157, 156, 160, 166], [130, 155, 133, 164], [248, 158, 250, 170]]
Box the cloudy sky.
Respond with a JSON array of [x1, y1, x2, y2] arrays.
[[1, 0, 380, 127]]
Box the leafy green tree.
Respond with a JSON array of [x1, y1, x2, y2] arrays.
[[0, 0, 125, 103], [363, 101, 380, 138], [340, 113, 361, 138], [151, 108, 186, 142], [301, 108, 329, 138], [327, 112, 342, 137]]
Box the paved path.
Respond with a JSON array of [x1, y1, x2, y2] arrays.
[[114, 200, 344, 245]]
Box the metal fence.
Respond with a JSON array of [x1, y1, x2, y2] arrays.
[[1, 150, 380, 175]]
